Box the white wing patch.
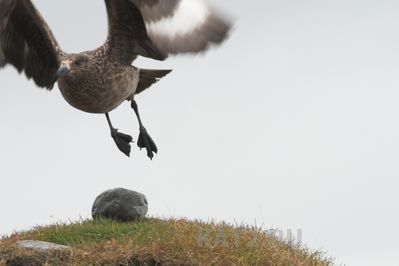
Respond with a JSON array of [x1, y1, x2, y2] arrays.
[[146, 0, 209, 38], [142, 0, 231, 55]]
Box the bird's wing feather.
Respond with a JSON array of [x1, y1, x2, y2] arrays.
[[131, 0, 181, 23], [136, 68, 172, 95], [0, 0, 62, 89], [105, 0, 166, 64], [105, 0, 232, 63], [134, 0, 232, 56]]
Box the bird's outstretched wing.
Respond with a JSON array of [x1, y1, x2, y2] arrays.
[[0, 0, 62, 89], [105, 0, 232, 64]]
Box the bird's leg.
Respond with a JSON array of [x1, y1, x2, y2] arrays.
[[131, 100, 158, 159], [105, 113, 133, 157]]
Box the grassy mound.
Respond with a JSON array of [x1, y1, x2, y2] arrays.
[[0, 218, 332, 265]]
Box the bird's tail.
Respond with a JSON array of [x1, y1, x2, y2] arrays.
[[136, 69, 172, 95]]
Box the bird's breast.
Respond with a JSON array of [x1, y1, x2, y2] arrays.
[[58, 66, 139, 114]]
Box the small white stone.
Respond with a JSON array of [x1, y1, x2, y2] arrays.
[[17, 240, 69, 251]]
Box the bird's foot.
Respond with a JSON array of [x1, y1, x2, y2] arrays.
[[111, 129, 133, 157], [137, 126, 158, 160]]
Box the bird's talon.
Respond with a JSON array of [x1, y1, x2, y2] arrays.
[[110, 130, 133, 157], [137, 127, 157, 159]]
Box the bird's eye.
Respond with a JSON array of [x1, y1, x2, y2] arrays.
[[74, 57, 88, 66], [75, 59, 83, 66]]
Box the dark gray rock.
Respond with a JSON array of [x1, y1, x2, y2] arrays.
[[17, 240, 69, 250], [92, 188, 148, 221]]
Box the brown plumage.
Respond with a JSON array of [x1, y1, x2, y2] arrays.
[[0, 0, 232, 158]]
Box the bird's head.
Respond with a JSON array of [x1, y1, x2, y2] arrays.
[[57, 54, 90, 79]]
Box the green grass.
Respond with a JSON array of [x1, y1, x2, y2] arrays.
[[0, 218, 333, 265]]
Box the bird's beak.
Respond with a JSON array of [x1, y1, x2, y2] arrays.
[[57, 64, 70, 77]]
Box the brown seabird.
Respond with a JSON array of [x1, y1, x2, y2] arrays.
[[0, 0, 231, 159]]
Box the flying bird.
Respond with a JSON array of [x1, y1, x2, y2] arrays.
[[0, 0, 231, 158]]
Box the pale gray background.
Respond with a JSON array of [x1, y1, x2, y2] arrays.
[[1, 0, 399, 265]]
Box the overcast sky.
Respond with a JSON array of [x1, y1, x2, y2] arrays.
[[1, 0, 399, 265]]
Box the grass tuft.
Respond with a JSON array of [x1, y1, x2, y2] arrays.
[[0, 218, 334, 265]]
